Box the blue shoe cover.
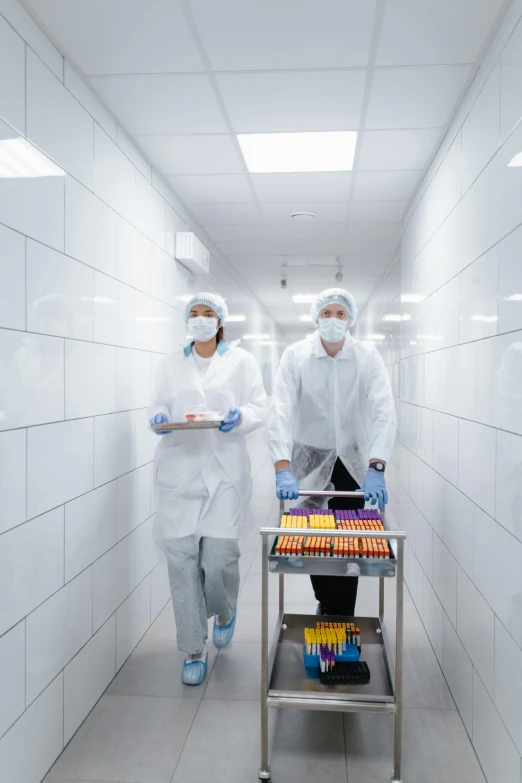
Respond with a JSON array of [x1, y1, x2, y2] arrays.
[[213, 606, 237, 649], [181, 649, 208, 685]]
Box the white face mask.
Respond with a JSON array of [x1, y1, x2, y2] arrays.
[[318, 317, 348, 344], [189, 316, 219, 343]]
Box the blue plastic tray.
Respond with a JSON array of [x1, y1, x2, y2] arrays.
[[303, 643, 360, 672]]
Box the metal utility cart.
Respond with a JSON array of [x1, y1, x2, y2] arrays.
[[259, 490, 406, 783]]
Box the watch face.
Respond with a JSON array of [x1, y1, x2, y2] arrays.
[[372, 462, 384, 471]]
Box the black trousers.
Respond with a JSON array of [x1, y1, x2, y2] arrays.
[[310, 458, 364, 616]]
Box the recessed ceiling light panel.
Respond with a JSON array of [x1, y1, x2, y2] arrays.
[[290, 211, 317, 222], [238, 131, 357, 173]]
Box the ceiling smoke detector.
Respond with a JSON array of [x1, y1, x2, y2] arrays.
[[290, 211, 317, 222]]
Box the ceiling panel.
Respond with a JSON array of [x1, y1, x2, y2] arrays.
[[348, 200, 408, 222], [358, 129, 443, 170], [353, 170, 421, 201], [217, 71, 366, 133], [251, 173, 352, 202], [27, 0, 204, 75], [91, 74, 227, 134], [206, 224, 271, 242], [366, 66, 471, 129], [189, 203, 263, 225], [189, 0, 377, 70], [261, 202, 349, 223], [376, 0, 507, 66], [168, 174, 254, 203], [135, 134, 244, 175]]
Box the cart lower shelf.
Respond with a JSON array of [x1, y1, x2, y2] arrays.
[[268, 614, 395, 713]]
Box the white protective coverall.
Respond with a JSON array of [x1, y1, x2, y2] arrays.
[[149, 341, 268, 550], [268, 330, 396, 493]]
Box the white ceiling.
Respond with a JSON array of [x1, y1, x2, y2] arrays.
[[26, 0, 508, 332]]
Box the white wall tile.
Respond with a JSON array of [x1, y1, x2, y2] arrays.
[[63, 62, 117, 141], [26, 568, 92, 705], [496, 431, 522, 548], [134, 515, 157, 585], [424, 349, 445, 412], [27, 419, 93, 519], [26, 240, 94, 341], [94, 410, 136, 487], [433, 412, 459, 484], [0, 224, 25, 330], [116, 575, 150, 670], [494, 618, 522, 756], [474, 334, 498, 427], [0, 120, 65, 250], [117, 127, 151, 181], [0, 328, 64, 431], [497, 223, 522, 334], [459, 249, 498, 343], [117, 216, 153, 294], [432, 532, 457, 627], [92, 534, 134, 632], [0, 507, 63, 637], [116, 348, 151, 411], [0, 14, 25, 134], [416, 407, 433, 465], [65, 340, 117, 418], [93, 272, 136, 348], [473, 670, 520, 783], [0, 673, 63, 783], [474, 507, 522, 648], [457, 569, 495, 704], [421, 575, 443, 663], [443, 482, 475, 578], [415, 513, 433, 582], [461, 61, 500, 193], [65, 176, 118, 277], [406, 544, 424, 612], [493, 332, 522, 437], [150, 462, 157, 514], [423, 465, 444, 538], [26, 50, 94, 189], [0, 621, 25, 738], [63, 615, 116, 744], [65, 482, 117, 582], [442, 612, 473, 735], [150, 563, 170, 621], [444, 342, 476, 419], [136, 407, 159, 467], [116, 465, 151, 541], [0, 428, 26, 534], [0, 0, 63, 80], [458, 419, 496, 517], [500, 17, 522, 144]]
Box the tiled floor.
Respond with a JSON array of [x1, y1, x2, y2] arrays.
[[44, 459, 486, 783]]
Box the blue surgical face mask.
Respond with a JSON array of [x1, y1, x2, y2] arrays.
[[318, 317, 348, 343], [188, 316, 219, 342]]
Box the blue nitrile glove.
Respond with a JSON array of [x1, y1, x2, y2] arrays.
[[219, 407, 242, 432], [362, 469, 388, 508], [276, 469, 300, 501], [150, 413, 169, 434]]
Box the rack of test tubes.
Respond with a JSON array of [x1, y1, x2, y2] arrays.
[[303, 622, 361, 672], [274, 509, 390, 559]]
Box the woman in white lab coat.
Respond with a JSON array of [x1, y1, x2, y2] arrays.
[[148, 292, 268, 685]]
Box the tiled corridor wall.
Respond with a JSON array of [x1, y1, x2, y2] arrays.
[[0, 1, 276, 780], [356, 5, 522, 782]]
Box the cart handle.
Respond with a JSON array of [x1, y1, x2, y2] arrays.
[[260, 526, 405, 539], [295, 490, 364, 499]]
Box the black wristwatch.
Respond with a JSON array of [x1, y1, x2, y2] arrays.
[[369, 460, 385, 473]]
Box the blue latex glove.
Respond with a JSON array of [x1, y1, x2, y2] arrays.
[[362, 469, 388, 508], [276, 469, 300, 501], [150, 412, 169, 434], [219, 407, 242, 432]]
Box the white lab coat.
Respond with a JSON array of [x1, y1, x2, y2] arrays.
[[148, 342, 268, 548], [268, 331, 396, 492]]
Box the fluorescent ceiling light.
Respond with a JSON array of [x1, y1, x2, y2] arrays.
[[243, 333, 270, 340], [504, 294, 522, 301], [300, 314, 313, 322], [470, 315, 498, 323], [0, 138, 63, 178], [508, 152, 522, 167], [292, 294, 317, 304], [365, 333, 385, 341], [401, 293, 425, 304], [237, 131, 357, 174], [383, 314, 402, 322], [402, 314, 411, 321], [227, 314, 246, 322]]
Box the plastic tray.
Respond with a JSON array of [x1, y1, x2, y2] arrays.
[[319, 661, 371, 685], [152, 420, 223, 432], [303, 643, 360, 672]]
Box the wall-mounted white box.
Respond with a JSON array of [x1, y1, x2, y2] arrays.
[[175, 232, 210, 275]]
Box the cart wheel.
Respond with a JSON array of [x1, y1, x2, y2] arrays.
[[258, 768, 271, 781]]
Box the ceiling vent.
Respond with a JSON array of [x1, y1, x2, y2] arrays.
[[175, 232, 210, 275]]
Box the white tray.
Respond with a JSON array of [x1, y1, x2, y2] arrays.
[[152, 420, 223, 432]]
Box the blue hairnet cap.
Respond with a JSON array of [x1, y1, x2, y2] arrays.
[[311, 288, 357, 327], [184, 292, 229, 325]]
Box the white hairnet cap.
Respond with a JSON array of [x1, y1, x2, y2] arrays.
[[311, 288, 357, 327], [184, 292, 229, 325]]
